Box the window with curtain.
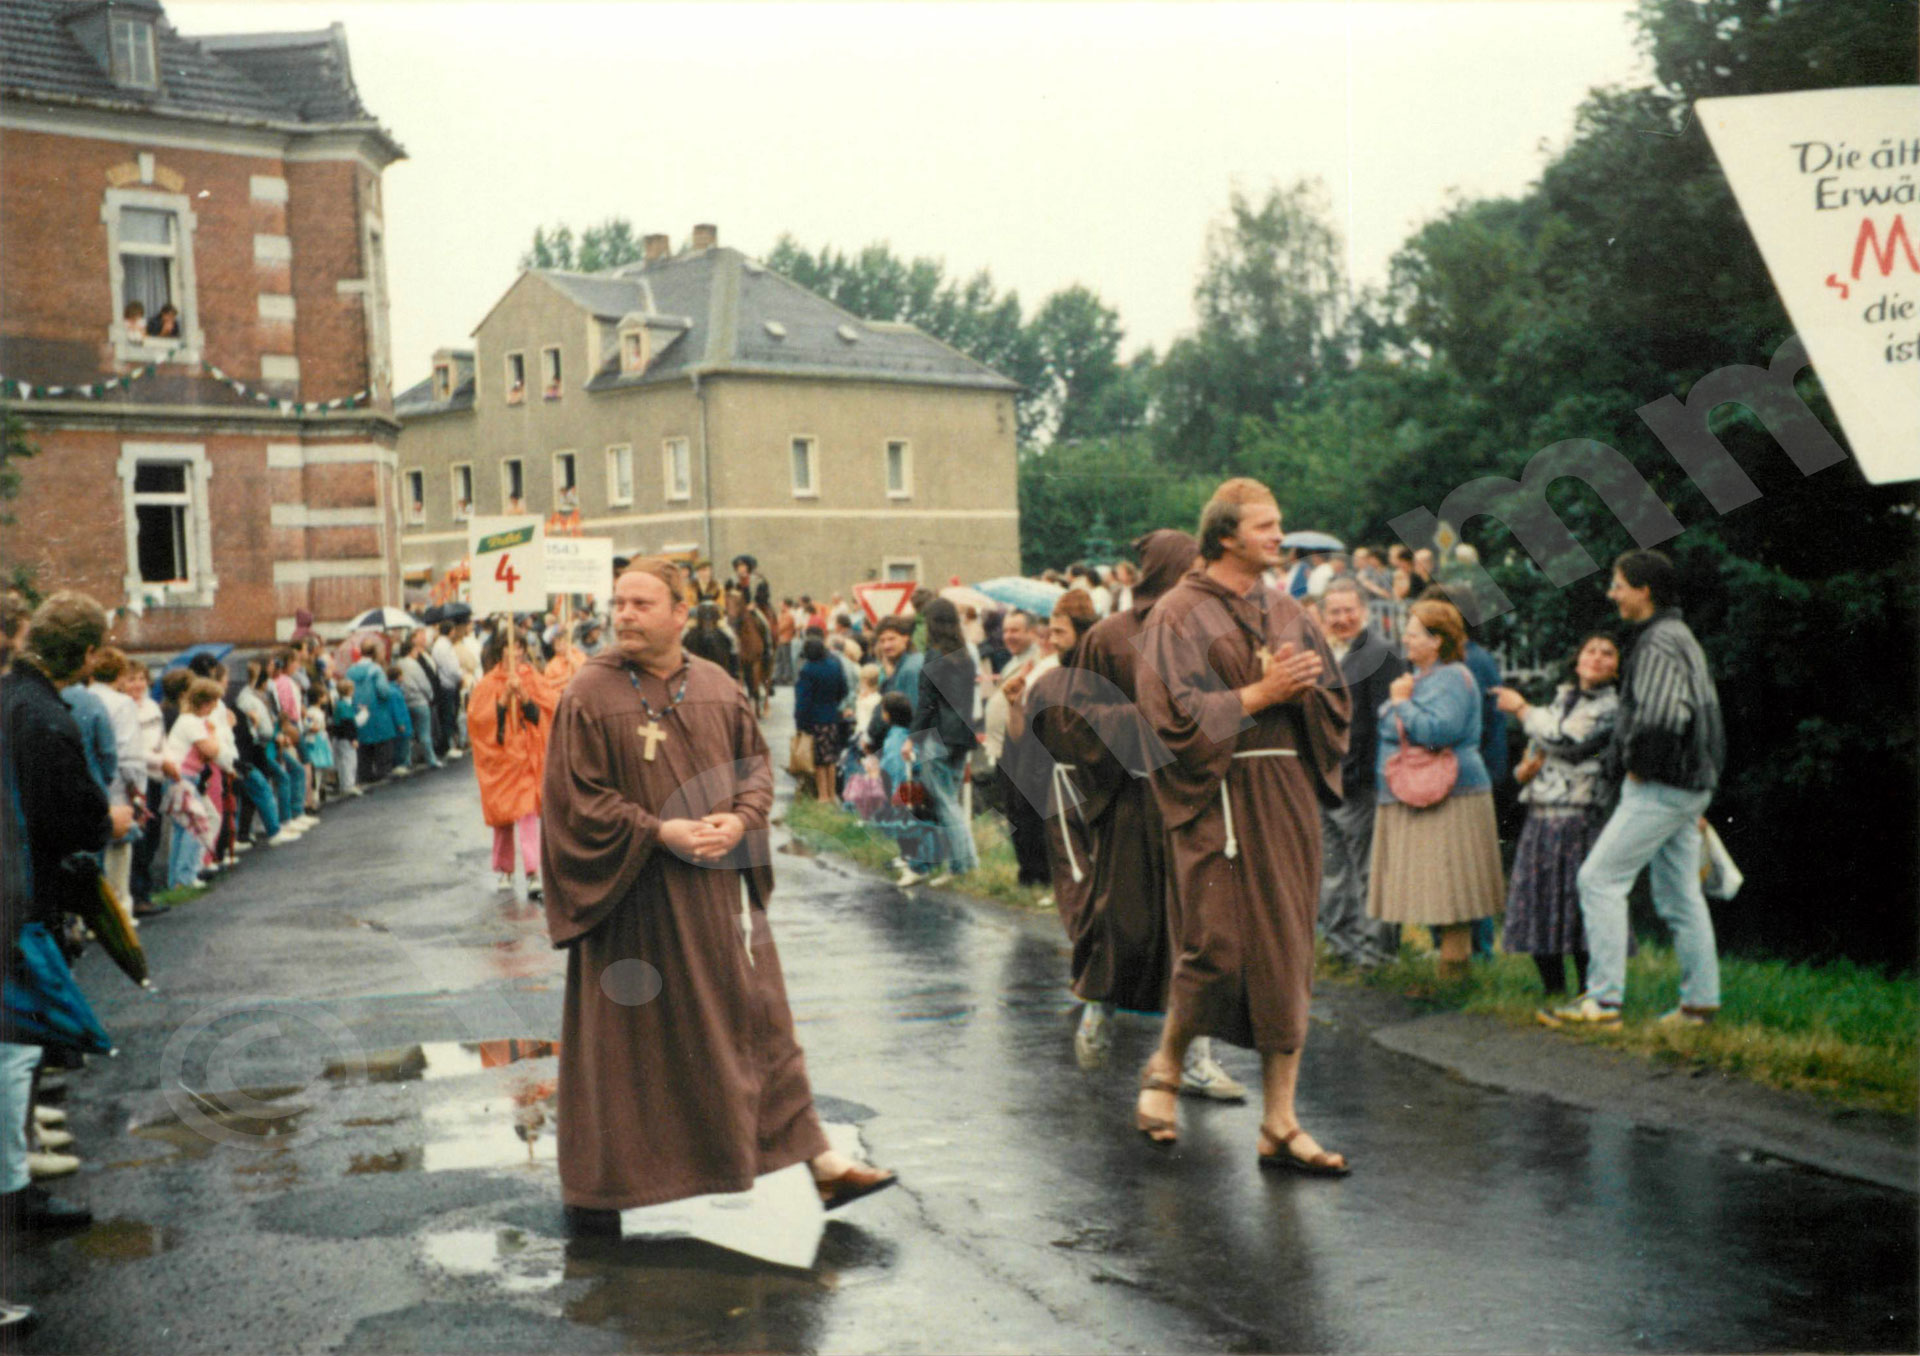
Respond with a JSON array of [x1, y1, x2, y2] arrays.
[[120, 206, 176, 319], [132, 461, 194, 584]]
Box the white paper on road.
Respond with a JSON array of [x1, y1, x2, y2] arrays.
[[1698, 87, 1920, 485], [617, 1123, 864, 1269]]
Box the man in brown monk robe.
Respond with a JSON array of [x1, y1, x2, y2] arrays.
[[540, 558, 894, 1234], [1132, 480, 1353, 1175]]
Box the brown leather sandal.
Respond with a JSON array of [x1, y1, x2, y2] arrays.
[[1136, 1067, 1182, 1147], [1258, 1126, 1350, 1177]]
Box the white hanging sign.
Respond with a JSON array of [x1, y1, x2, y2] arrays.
[[1698, 86, 1920, 485]]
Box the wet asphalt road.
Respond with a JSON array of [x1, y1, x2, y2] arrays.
[[8, 691, 1916, 1354]]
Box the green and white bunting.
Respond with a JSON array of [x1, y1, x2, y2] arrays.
[[1, 359, 372, 415]]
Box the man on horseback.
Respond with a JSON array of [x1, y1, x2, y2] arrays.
[[725, 555, 775, 717], [682, 601, 737, 677]]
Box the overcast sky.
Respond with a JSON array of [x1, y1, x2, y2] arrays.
[[169, 1, 1653, 386]]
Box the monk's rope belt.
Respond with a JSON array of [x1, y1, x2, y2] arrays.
[[1050, 762, 1086, 883], [1222, 749, 1299, 862]]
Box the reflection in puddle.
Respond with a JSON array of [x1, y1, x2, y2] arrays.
[[563, 1236, 834, 1352], [70, 1217, 176, 1264], [349, 1148, 424, 1175], [129, 1085, 312, 1159], [327, 1038, 559, 1085], [419, 1227, 566, 1294]]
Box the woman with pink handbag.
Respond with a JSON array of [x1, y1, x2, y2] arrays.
[[1366, 599, 1505, 978]]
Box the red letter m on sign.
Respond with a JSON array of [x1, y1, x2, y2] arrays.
[[1852, 215, 1920, 279]]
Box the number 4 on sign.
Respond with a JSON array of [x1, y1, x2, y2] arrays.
[[495, 553, 520, 594]]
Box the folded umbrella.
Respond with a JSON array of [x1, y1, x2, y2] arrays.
[[80, 863, 149, 988]]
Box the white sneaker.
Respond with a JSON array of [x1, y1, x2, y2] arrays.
[[526, 874, 543, 899], [1074, 1002, 1114, 1070], [346, 786, 366, 797], [33, 1126, 73, 1151], [924, 871, 954, 888], [894, 867, 926, 888], [291, 816, 319, 830], [234, 841, 254, 854], [495, 872, 513, 891], [27, 1151, 79, 1180], [266, 829, 300, 846], [1181, 1042, 1249, 1101], [888, 857, 907, 871], [32, 1105, 66, 1129]]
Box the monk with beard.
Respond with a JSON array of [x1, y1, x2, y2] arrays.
[[1132, 480, 1353, 1175], [539, 557, 894, 1233]]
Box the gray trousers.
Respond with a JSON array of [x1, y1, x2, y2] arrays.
[[1319, 794, 1399, 965]]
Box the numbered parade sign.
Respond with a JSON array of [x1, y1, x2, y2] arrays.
[[468, 515, 547, 614], [1699, 86, 1920, 485], [544, 535, 615, 598]]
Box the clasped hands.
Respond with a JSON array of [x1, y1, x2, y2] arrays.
[[1241, 641, 1323, 714], [659, 812, 746, 862]]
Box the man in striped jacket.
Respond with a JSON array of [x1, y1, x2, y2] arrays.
[[1544, 549, 1725, 1028]]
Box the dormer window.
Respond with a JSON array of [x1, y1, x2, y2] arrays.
[[110, 16, 157, 89], [620, 326, 649, 375], [431, 362, 452, 401]]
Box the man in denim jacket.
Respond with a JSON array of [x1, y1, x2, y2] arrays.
[[1544, 550, 1725, 1028]]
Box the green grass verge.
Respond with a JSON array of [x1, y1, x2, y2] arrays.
[[789, 795, 1917, 1114], [786, 794, 1051, 911], [151, 884, 208, 907], [1331, 935, 1919, 1115]]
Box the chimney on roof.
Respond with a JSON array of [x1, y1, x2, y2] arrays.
[[643, 233, 670, 263], [691, 223, 718, 252]]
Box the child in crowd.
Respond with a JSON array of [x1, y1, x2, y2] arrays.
[[329, 677, 363, 796], [162, 678, 223, 888], [301, 699, 335, 800], [382, 665, 414, 777]]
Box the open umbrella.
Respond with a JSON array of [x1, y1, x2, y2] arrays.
[[162, 642, 234, 674], [349, 606, 422, 631], [441, 602, 473, 624], [939, 585, 1000, 615], [973, 576, 1063, 616], [1282, 530, 1346, 553]]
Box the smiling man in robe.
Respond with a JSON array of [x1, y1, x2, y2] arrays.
[[540, 558, 894, 1233]]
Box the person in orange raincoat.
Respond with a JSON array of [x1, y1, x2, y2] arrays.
[[543, 624, 587, 691], [469, 628, 558, 894]]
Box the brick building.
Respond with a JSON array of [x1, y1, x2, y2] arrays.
[[0, 0, 405, 646], [397, 226, 1022, 601]]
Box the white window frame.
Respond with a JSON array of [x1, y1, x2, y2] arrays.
[[882, 557, 921, 585], [662, 437, 691, 502], [450, 462, 473, 522], [109, 16, 157, 89], [552, 449, 579, 512], [541, 345, 563, 399], [620, 327, 649, 374], [501, 457, 526, 513], [885, 438, 912, 499], [504, 351, 526, 405], [606, 444, 634, 508], [102, 187, 201, 365], [117, 442, 216, 608], [403, 468, 426, 525], [789, 434, 818, 499]]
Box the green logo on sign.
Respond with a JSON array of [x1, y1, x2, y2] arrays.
[[478, 526, 535, 553]]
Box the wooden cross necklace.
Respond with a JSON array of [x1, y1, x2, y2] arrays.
[[627, 665, 689, 762]]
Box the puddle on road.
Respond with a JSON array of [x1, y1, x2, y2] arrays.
[[129, 1085, 313, 1159], [327, 1038, 559, 1085], [420, 1226, 567, 1294], [70, 1217, 178, 1264]]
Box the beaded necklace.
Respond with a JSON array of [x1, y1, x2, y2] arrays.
[[626, 662, 689, 762]]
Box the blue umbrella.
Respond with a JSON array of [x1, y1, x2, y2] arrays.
[[973, 577, 1064, 616], [1, 923, 113, 1056], [1282, 530, 1346, 553], [162, 641, 234, 674]]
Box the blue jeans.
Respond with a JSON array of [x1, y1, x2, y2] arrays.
[[920, 754, 978, 876], [241, 766, 281, 838], [168, 816, 205, 888], [0, 1042, 40, 1193], [1577, 778, 1718, 1009], [406, 700, 440, 768], [266, 746, 300, 822]]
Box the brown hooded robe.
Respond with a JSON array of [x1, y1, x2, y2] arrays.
[[540, 651, 828, 1210], [1026, 531, 1196, 1012], [1136, 570, 1350, 1053]]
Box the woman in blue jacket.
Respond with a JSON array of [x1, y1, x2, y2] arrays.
[[1366, 598, 1505, 977]]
